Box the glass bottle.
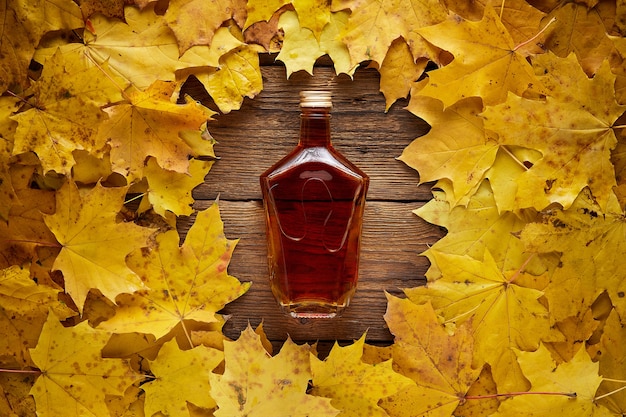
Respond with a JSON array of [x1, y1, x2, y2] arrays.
[[260, 91, 369, 319]]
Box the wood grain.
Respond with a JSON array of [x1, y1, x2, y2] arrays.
[[184, 65, 433, 202], [181, 199, 444, 345], [179, 61, 441, 349]]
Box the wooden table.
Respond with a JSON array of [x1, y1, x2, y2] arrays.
[[180, 58, 443, 353]]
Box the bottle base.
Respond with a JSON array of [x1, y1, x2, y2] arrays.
[[279, 300, 349, 319]]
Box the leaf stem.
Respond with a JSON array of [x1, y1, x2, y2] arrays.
[[124, 193, 146, 205], [4, 89, 34, 108], [595, 383, 626, 401], [180, 321, 195, 350], [595, 378, 626, 401], [507, 253, 537, 285], [1, 238, 61, 248], [500, 145, 530, 171], [464, 390, 576, 401], [514, 17, 557, 52], [83, 51, 133, 102], [602, 378, 626, 383], [0, 368, 42, 376]]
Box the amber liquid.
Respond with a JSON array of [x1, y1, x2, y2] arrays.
[[260, 112, 368, 318]]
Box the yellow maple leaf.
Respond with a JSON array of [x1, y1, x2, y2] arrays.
[[443, 0, 548, 52], [276, 10, 325, 77], [29, 312, 140, 417], [379, 39, 428, 111], [0, 164, 58, 275], [542, 1, 617, 75], [176, 26, 245, 70], [337, 0, 447, 66], [414, 182, 543, 276], [415, 5, 546, 107], [402, 87, 544, 210], [319, 11, 359, 76], [0, 95, 20, 222], [310, 334, 413, 417], [210, 326, 339, 417], [11, 50, 110, 175], [97, 81, 214, 182], [244, 0, 290, 29], [35, 5, 217, 90], [164, 0, 234, 54], [43, 180, 154, 312], [294, 0, 332, 40], [276, 10, 357, 77], [400, 96, 499, 206], [483, 56, 626, 211], [483, 144, 543, 212], [492, 344, 604, 416], [613, 36, 626, 105], [79, 0, 126, 19], [380, 296, 479, 416], [405, 249, 557, 392], [0, 266, 75, 367], [36, 47, 128, 107], [546, 309, 599, 364], [141, 157, 213, 217], [198, 45, 263, 113], [521, 189, 626, 323], [143, 339, 224, 417], [98, 202, 250, 341], [595, 309, 626, 415], [70, 150, 114, 185], [0, 0, 83, 91]]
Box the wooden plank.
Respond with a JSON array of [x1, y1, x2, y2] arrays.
[[183, 200, 445, 345], [183, 65, 433, 202], [177, 61, 444, 349]]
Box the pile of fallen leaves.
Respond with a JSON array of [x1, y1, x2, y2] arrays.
[[1, 0, 626, 416]]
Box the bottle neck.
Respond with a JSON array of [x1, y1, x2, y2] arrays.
[[299, 108, 331, 147]]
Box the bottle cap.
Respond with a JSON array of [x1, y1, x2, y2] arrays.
[[300, 90, 332, 109]]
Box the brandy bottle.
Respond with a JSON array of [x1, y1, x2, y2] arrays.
[[260, 91, 369, 319]]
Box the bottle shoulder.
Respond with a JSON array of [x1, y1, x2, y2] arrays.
[[261, 146, 368, 183]]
